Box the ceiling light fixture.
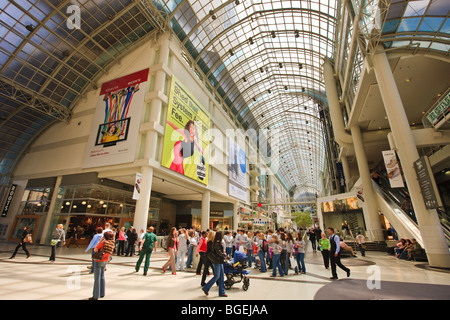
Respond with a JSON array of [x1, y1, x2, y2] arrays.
[[271, 31, 276, 38]]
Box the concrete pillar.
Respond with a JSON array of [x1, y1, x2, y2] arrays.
[[133, 33, 171, 232], [350, 125, 384, 241], [202, 191, 210, 231], [373, 45, 450, 268], [233, 201, 239, 232], [133, 166, 154, 233], [40, 176, 62, 245], [341, 155, 351, 192]]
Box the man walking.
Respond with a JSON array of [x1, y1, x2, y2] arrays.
[[135, 226, 158, 276], [328, 227, 350, 280]]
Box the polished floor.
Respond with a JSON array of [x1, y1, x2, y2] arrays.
[[0, 242, 449, 301]]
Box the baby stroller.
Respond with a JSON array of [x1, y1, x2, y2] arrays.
[[223, 251, 250, 291]]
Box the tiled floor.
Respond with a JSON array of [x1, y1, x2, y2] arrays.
[[0, 243, 449, 300]]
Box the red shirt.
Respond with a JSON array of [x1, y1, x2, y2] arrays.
[[197, 237, 207, 253], [94, 241, 110, 262]]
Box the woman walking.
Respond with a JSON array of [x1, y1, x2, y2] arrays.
[[196, 231, 208, 275], [201, 231, 215, 287], [89, 231, 115, 300], [176, 228, 189, 271], [10, 226, 31, 259], [202, 231, 227, 297], [162, 227, 178, 275]]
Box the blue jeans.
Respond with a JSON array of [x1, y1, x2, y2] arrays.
[[203, 263, 225, 296], [295, 252, 306, 273], [186, 246, 194, 268], [285, 253, 291, 275], [247, 250, 253, 267], [272, 253, 284, 277], [258, 251, 267, 272], [225, 247, 232, 257], [93, 261, 107, 299]]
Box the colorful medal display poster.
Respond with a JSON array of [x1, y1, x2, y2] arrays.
[[82, 69, 149, 169], [228, 138, 247, 201], [161, 77, 210, 185]]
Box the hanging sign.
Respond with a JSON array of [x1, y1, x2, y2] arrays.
[[382, 150, 404, 188], [1, 184, 17, 217]]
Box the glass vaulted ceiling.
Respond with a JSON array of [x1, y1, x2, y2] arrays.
[[160, 0, 338, 201]]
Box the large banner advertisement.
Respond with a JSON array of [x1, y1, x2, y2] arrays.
[[382, 150, 405, 188], [161, 77, 210, 185], [229, 138, 247, 202], [82, 69, 149, 168]]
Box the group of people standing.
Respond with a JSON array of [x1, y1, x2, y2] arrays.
[[8, 222, 358, 299]]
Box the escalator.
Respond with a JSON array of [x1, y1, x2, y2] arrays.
[[372, 175, 450, 247]]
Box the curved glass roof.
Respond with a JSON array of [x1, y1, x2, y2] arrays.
[[0, 0, 157, 185], [163, 0, 338, 200], [0, 0, 339, 202], [370, 0, 450, 53]]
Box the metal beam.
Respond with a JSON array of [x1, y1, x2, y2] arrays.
[[0, 76, 71, 122]]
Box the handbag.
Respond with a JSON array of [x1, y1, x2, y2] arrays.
[[92, 250, 105, 260], [23, 233, 32, 243], [51, 229, 63, 246]]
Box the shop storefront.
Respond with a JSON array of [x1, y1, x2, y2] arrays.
[[320, 197, 367, 238], [9, 177, 164, 243]]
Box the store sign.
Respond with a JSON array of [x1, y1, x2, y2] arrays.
[[382, 150, 404, 188], [82, 69, 149, 168], [414, 156, 442, 210], [1, 184, 17, 217], [228, 138, 247, 202], [426, 90, 450, 128], [161, 77, 210, 185]]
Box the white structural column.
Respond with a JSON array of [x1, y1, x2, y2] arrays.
[[233, 201, 239, 231], [40, 175, 62, 245], [323, 58, 383, 241], [340, 155, 351, 192], [350, 125, 384, 241], [202, 191, 210, 231], [373, 45, 450, 268], [133, 33, 170, 233]]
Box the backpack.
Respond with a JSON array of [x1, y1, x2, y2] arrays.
[[262, 239, 268, 252]]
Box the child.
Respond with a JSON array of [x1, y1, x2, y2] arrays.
[[269, 235, 284, 277]]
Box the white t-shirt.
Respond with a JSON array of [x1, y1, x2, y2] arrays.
[[356, 234, 366, 244]]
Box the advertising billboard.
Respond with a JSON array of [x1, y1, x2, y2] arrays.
[[229, 138, 247, 201], [82, 68, 149, 168], [161, 77, 210, 185]]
